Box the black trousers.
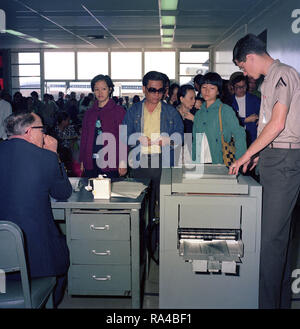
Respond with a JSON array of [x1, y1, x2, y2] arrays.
[[130, 153, 162, 221], [259, 148, 300, 309]]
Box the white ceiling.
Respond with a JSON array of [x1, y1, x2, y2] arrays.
[[0, 0, 276, 50]]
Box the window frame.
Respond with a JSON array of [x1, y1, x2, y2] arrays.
[[10, 48, 212, 98]]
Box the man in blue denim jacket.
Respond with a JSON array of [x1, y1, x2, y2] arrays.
[[119, 71, 183, 221]]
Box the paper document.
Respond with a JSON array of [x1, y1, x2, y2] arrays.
[[194, 132, 212, 164], [111, 181, 147, 199]]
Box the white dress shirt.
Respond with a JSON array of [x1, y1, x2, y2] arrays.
[[235, 95, 246, 118]]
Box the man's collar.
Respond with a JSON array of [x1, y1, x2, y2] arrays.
[[264, 59, 279, 79], [8, 135, 28, 142]]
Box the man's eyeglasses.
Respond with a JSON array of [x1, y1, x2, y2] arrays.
[[234, 85, 246, 90], [30, 126, 47, 134], [146, 87, 165, 94]]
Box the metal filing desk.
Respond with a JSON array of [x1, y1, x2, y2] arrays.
[[51, 179, 148, 309], [159, 165, 262, 309]]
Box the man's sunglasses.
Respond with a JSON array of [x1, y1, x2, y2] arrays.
[[146, 87, 165, 94]]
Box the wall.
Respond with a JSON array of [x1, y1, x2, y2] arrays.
[[212, 0, 300, 78]]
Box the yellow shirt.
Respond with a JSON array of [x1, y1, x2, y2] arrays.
[[142, 102, 161, 154]]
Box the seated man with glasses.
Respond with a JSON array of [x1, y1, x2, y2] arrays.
[[0, 111, 72, 307], [120, 71, 183, 221], [231, 74, 261, 146]]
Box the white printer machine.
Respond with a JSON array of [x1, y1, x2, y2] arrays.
[[159, 164, 262, 308]]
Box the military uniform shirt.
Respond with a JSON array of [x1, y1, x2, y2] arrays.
[[258, 59, 300, 143]]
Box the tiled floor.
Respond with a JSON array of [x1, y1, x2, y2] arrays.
[[58, 211, 300, 309]]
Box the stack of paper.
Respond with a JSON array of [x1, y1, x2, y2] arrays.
[[111, 181, 147, 199]]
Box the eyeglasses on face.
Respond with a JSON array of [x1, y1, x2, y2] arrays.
[[146, 87, 165, 94], [30, 125, 47, 134], [234, 85, 246, 90]]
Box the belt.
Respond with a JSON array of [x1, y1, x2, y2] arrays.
[[268, 142, 300, 149]]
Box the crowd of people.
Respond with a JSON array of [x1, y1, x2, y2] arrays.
[[0, 64, 263, 224], [0, 67, 262, 179], [3, 33, 300, 309]]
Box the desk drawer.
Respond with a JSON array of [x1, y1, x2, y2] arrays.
[[70, 213, 130, 240], [70, 240, 130, 265], [70, 264, 131, 292]]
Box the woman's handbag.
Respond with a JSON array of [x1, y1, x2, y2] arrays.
[[218, 104, 236, 167]]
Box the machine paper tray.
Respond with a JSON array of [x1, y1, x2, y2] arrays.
[[179, 239, 243, 262]]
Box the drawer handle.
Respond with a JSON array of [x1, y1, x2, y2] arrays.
[[91, 249, 111, 256], [90, 224, 110, 231], [92, 275, 111, 281]]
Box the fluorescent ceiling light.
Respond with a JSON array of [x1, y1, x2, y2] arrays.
[[5, 28, 58, 47], [162, 37, 173, 43], [46, 44, 59, 48], [162, 28, 174, 36], [160, 0, 178, 10], [161, 16, 176, 25], [159, 2, 177, 49], [5, 29, 26, 37], [26, 37, 47, 44]]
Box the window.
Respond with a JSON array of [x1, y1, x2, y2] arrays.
[[214, 50, 239, 79], [12, 77, 40, 89], [69, 81, 91, 97], [180, 52, 209, 63], [214, 63, 238, 80], [179, 51, 209, 85], [13, 52, 40, 64], [11, 52, 41, 96], [145, 51, 175, 80], [10, 50, 211, 99], [113, 81, 143, 97], [77, 52, 108, 79], [44, 81, 91, 100], [11, 65, 40, 77], [111, 52, 142, 80], [44, 82, 66, 100], [44, 52, 75, 80], [179, 76, 194, 85]]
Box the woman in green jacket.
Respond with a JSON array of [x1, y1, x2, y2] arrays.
[[192, 72, 247, 164]]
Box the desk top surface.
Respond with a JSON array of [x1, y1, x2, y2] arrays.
[[51, 178, 149, 209]]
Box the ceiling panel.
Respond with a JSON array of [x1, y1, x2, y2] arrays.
[[0, 0, 277, 50]]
